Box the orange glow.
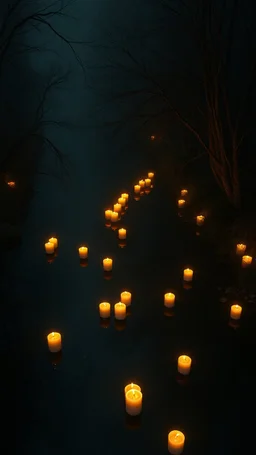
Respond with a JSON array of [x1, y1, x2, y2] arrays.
[[7, 181, 16, 188]]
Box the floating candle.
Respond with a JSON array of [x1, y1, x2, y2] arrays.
[[145, 178, 151, 187], [242, 255, 252, 267], [120, 291, 132, 306], [47, 332, 62, 353], [113, 203, 122, 213], [99, 302, 111, 318], [196, 215, 205, 226], [168, 430, 185, 454], [125, 389, 143, 416], [121, 193, 129, 203], [118, 197, 126, 207], [183, 268, 193, 282], [148, 172, 154, 179], [236, 243, 246, 255], [139, 179, 145, 188], [180, 189, 188, 197], [111, 211, 119, 222], [114, 302, 126, 320], [118, 228, 126, 240], [78, 246, 88, 259], [49, 237, 58, 249], [105, 209, 112, 220], [178, 199, 186, 208], [45, 242, 54, 254], [230, 304, 242, 320], [178, 355, 192, 375], [164, 293, 175, 308], [7, 181, 16, 188], [103, 258, 113, 271], [134, 185, 141, 194]]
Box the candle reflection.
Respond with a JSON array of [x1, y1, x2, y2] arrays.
[[183, 282, 192, 290], [176, 373, 189, 387], [100, 318, 110, 329], [164, 308, 174, 318], [114, 319, 126, 331], [104, 271, 112, 280], [125, 413, 141, 430], [134, 196, 140, 201], [118, 240, 127, 249], [80, 258, 88, 268], [48, 350, 62, 368]]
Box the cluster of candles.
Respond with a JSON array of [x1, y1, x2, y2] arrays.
[[235, 243, 253, 267], [178, 189, 205, 227], [133, 172, 154, 196], [99, 291, 132, 320]]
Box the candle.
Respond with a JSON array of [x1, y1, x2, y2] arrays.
[[7, 181, 16, 188], [125, 389, 143, 416], [103, 258, 113, 271], [118, 197, 126, 207], [230, 304, 242, 320], [236, 243, 246, 255], [49, 237, 58, 249], [45, 242, 54, 254], [242, 255, 252, 267], [113, 203, 122, 214], [124, 383, 141, 394], [99, 302, 111, 318], [164, 293, 175, 308], [118, 228, 126, 240], [120, 291, 132, 306], [178, 355, 192, 375], [134, 184, 141, 194], [47, 332, 62, 353], [148, 172, 154, 179], [183, 268, 193, 282], [180, 189, 188, 197], [168, 430, 185, 454], [78, 246, 88, 259], [114, 302, 126, 320], [196, 215, 205, 226], [145, 178, 151, 187], [121, 193, 129, 203], [139, 179, 145, 188], [150, 135, 155, 140], [178, 199, 186, 208], [111, 211, 119, 222], [105, 209, 112, 220]]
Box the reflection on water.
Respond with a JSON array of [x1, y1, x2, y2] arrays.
[[114, 319, 126, 331], [80, 258, 88, 268], [100, 318, 111, 329], [103, 271, 112, 280], [125, 413, 141, 430]]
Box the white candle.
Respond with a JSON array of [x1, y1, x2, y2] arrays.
[[134, 185, 140, 194], [164, 293, 175, 308], [120, 291, 132, 306], [124, 383, 141, 394], [180, 189, 188, 197], [145, 178, 151, 187], [111, 211, 119, 222], [99, 302, 111, 318], [49, 237, 58, 248], [47, 332, 62, 353], [45, 242, 54, 254], [183, 268, 193, 282], [125, 389, 143, 416], [121, 193, 129, 203], [178, 199, 186, 208], [178, 355, 192, 375], [105, 209, 112, 220], [103, 258, 113, 271], [118, 228, 126, 240], [114, 302, 126, 320], [113, 203, 122, 213], [168, 430, 185, 454], [230, 304, 242, 320], [118, 197, 126, 207], [236, 243, 246, 255], [196, 215, 205, 226], [78, 246, 88, 259], [242, 255, 252, 267], [148, 172, 154, 179]]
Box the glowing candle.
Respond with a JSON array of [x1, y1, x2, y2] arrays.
[[168, 430, 185, 454], [121, 193, 129, 203], [242, 255, 252, 267], [124, 383, 141, 394], [230, 304, 242, 320], [118, 197, 126, 207], [164, 293, 175, 308], [178, 355, 192, 375], [180, 189, 188, 197], [178, 199, 185, 208], [45, 242, 54, 254], [78, 246, 88, 259], [236, 243, 246, 255], [120, 291, 132, 306], [148, 172, 154, 179], [7, 181, 16, 188], [103, 258, 112, 272], [111, 211, 119, 222], [145, 178, 151, 187], [47, 332, 62, 353], [150, 135, 155, 140], [99, 302, 111, 318], [49, 237, 58, 249], [183, 268, 193, 282], [134, 185, 141, 194], [139, 179, 145, 188], [114, 302, 126, 320], [196, 215, 205, 226], [105, 209, 112, 220], [125, 389, 143, 416], [118, 228, 126, 240], [113, 203, 122, 214]]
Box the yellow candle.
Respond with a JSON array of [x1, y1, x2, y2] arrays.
[[111, 211, 119, 222], [121, 193, 129, 203], [134, 185, 141, 194], [230, 304, 242, 320], [236, 243, 246, 255], [196, 215, 205, 226], [178, 355, 192, 375], [168, 430, 185, 454], [78, 246, 88, 259], [120, 291, 132, 306], [113, 203, 122, 213], [178, 199, 186, 208], [183, 268, 193, 282], [242, 255, 252, 267], [47, 332, 62, 353], [139, 179, 145, 188], [103, 258, 113, 271], [148, 172, 154, 179], [114, 302, 126, 320], [124, 383, 141, 394], [49, 237, 58, 249], [118, 228, 126, 240], [180, 189, 188, 197], [125, 389, 143, 416], [45, 242, 54, 254], [145, 178, 151, 187], [118, 197, 126, 207], [164, 293, 175, 308], [105, 209, 112, 220], [99, 302, 111, 318]]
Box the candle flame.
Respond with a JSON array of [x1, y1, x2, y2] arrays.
[[175, 432, 180, 440], [131, 383, 133, 388], [51, 332, 55, 337]]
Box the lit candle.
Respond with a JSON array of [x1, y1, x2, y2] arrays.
[[99, 302, 111, 318], [47, 332, 62, 353], [124, 383, 141, 394], [242, 255, 252, 267], [49, 237, 58, 249], [139, 179, 145, 188], [105, 209, 112, 220], [111, 211, 119, 222], [148, 172, 154, 179], [164, 293, 175, 308], [7, 181, 16, 188], [125, 389, 143, 416], [45, 242, 54, 254], [178, 355, 192, 375], [180, 189, 188, 197], [113, 203, 122, 213], [134, 184, 141, 194], [183, 268, 193, 282], [118, 228, 126, 240], [120, 291, 132, 306], [114, 302, 126, 320], [178, 199, 186, 208], [236, 243, 246, 255], [168, 430, 185, 455], [121, 193, 129, 203], [230, 304, 242, 320], [118, 197, 126, 207], [150, 135, 155, 140], [103, 258, 113, 271], [196, 215, 205, 226], [78, 246, 88, 259], [145, 178, 151, 187]]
